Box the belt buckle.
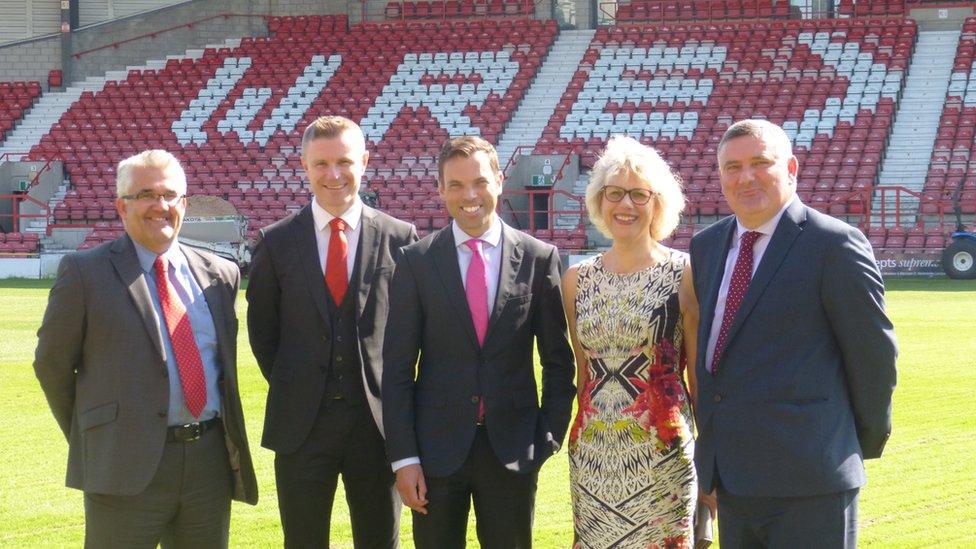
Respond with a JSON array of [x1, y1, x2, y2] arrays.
[[177, 422, 203, 442]]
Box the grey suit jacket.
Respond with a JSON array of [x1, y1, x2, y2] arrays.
[[690, 199, 897, 497], [246, 204, 418, 452], [34, 234, 258, 504], [382, 222, 576, 477]]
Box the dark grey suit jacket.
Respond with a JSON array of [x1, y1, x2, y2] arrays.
[[34, 234, 258, 504], [247, 204, 417, 452], [382, 222, 576, 477], [690, 199, 897, 497]]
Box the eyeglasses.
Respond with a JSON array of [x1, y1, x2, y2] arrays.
[[601, 185, 655, 205], [120, 190, 185, 205]]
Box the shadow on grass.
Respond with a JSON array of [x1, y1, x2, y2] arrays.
[[886, 278, 976, 292]]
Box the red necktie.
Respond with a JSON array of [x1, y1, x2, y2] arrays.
[[154, 256, 207, 418], [710, 231, 761, 374], [325, 217, 348, 305]]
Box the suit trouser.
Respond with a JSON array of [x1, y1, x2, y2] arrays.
[[412, 425, 538, 549], [84, 423, 233, 549], [716, 484, 859, 549], [275, 397, 400, 549]]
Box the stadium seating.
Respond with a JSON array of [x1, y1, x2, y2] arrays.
[[534, 18, 915, 219], [923, 16, 976, 218], [25, 15, 566, 246], [0, 231, 40, 254], [616, 0, 791, 23], [384, 0, 535, 20], [0, 81, 42, 143]]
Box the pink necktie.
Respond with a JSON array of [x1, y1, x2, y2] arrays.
[[710, 231, 761, 374], [154, 256, 207, 418], [464, 239, 489, 346]]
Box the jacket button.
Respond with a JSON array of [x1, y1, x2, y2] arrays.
[[470, 396, 479, 404], [337, 336, 343, 342], [158, 411, 166, 418], [336, 356, 343, 363], [713, 394, 723, 403]]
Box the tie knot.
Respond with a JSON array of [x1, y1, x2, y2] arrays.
[[464, 238, 483, 255], [153, 255, 169, 277], [330, 218, 346, 232], [741, 231, 761, 250]]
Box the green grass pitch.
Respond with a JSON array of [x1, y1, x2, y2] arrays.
[[1, 277, 974, 547]]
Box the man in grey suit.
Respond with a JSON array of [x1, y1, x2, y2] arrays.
[[383, 136, 576, 548], [689, 119, 897, 547], [34, 149, 257, 548], [247, 115, 416, 548]]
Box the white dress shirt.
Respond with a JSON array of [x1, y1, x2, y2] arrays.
[[311, 197, 363, 280], [390, 217, 504, 473], [705, 195, 798, 371]]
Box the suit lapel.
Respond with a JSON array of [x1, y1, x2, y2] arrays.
[[431, 227, 481, 350], [295, 206, 333, 331], [182, 245, 232, 366], [722, 200, 806, 355], [484, 223, 522, 347], [110, 235, 166, 361], [697, 218, 735, 365], [355, 206, 381, 321]]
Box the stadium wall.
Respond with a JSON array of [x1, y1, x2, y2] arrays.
[[0, 34, 61, 84]]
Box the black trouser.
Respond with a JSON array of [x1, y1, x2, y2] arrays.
[[275, 397, 400, 548], [413, 425, 538, 549]]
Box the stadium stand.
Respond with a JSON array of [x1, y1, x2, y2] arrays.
[[615, 0, 792, 23], [534, 18, 916, 221], [0, 81, 42, 143], [385, 0, 536, 19], [925, 16, 976, 220], [19, 15, 565, 247]]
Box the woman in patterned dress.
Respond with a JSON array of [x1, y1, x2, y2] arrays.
[[563, 136, 714, 548]]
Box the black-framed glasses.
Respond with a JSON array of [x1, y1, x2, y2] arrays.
[[601, 185, 655, 205], [120, 190, 185, 205]]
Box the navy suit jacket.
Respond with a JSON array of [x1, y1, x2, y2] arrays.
[[382, 223, 576, 477], [690, 199, 897, 497]]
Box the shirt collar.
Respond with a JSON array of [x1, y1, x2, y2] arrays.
[[132, 237, 184, 274], [452, 217, 502, 249], [734, 194, 798, 244], [311, 196, 363, 233]]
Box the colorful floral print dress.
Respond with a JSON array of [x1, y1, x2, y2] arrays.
[[569, 251, 697, 549]]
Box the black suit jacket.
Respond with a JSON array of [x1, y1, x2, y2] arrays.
[[690, 199, 897, 497], [34, 235, 258, 503], [382, 223, 576, 477], [247, 204, 417, 453]]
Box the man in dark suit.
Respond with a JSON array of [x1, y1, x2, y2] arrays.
[[383, 136, 576, 548], [689, 119, 897, 547], [34, 149, 258, 548], [247, 115, 417, 548]]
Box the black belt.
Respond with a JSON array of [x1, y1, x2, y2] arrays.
[[166, 417, 220, 443]]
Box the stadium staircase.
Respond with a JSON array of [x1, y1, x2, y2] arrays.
[[495, 29, 594, 234], [875, 29, 960, 225]]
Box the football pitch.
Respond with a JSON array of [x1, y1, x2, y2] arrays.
[[1, 277, 974, 547]]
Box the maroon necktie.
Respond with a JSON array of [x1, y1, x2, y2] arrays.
[[710, 231, 761, 374], [325, 218, 348, 305], [154, 256, 207, 418]]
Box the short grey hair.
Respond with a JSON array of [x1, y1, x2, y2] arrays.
[[116, 150, 187, 197], [718, 119, 793, 158], [586, 135, 685, 241]]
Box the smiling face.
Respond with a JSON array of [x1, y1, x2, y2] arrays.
[[301, 129, 368, 216], [600, 170, 657, 243], [718, 133, 798, 229], [438, 150, 503, 238], [116, 165, 186, 254]]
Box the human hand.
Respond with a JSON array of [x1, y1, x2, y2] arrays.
[[395, 463, 429, 515], [698, 487, 717, 518]]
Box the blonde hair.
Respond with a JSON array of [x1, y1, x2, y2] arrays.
[[116, 150, 186, 197], [586, 135, 685, 240]]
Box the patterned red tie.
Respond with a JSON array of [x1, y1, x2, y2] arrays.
[[710, 231, 762, 374], [154, 256, 207, 418], [325, 217, 348, 305]]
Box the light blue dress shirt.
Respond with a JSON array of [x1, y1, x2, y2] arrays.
[[134, 240, 221, 425]]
